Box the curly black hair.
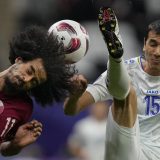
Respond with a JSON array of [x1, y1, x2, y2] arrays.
[[9, 25, 77, 106]]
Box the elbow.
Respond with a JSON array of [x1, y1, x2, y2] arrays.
[[0, 142, 21, 157], [0, 149, 20, 157], [63, 104, 77, 116], [1, 152, 11, 157]]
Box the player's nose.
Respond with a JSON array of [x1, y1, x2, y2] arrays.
[[23, 75, 34, 82], [155, 46, 160, 56]]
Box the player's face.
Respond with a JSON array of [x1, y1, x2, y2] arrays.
[[5, 58, 47, 92], [143, 30, 160, 74]]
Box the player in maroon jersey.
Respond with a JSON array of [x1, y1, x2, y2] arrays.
[[0, 25, 76, 156]]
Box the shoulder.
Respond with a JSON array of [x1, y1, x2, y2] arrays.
[[124, 56, 140, 67], [124, 56, 142, 71], [9, 94, 33, 111], [0, 93, 33, 122], [0, 93, 33, 142]]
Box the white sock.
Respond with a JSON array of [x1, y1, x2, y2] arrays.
[[106, 56, 130, 100]]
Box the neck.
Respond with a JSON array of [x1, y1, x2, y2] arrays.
[[143, 61, 160, 76]]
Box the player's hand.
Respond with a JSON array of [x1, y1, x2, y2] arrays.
[[70, 74, 88, 98], [98, 7, 123, 59], [12, 120, 42, 148], [64, 74, 88, 115]]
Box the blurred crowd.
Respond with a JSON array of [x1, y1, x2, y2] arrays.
[[0, 0, 160, 159]]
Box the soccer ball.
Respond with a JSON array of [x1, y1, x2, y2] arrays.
[[48, 20, 89, 63]]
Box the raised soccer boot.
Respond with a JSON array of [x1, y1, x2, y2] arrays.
[[98, 7, 123, 59]]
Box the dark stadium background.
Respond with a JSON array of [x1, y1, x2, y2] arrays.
[[0, 0, 160, 159]]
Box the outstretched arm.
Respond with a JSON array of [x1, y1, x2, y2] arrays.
[[0, 120, 42, 156], [64, 74, 95, 115]]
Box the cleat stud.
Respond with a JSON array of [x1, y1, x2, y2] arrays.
[[111, 24, 115, 27], [109, 43, 112, 46], [100, 9, 103, 13], [100, 21, 103, 25], [99, 15, 102, 19]]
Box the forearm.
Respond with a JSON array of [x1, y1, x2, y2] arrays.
[[64, 91, 95, 115], [64, 96, 80, 115], [0, 141, 22, 157]]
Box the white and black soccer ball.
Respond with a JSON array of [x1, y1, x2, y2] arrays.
[[48, 20, 89, 63]]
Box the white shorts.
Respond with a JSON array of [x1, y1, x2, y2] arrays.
[[104, 107, 148, 160]]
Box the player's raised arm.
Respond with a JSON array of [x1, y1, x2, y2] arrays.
[[63, 74, 95, 115]]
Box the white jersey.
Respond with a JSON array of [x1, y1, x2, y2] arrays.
[[87, 56, 160, 159]]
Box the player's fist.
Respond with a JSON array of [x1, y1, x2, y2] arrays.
[[70, 74, 88, 97]]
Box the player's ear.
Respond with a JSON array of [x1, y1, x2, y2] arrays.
[[143, 38, 146, 52], [15, 57, 23, 63]]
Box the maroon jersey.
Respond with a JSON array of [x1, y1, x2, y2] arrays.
[[0, 91, 33, 143]]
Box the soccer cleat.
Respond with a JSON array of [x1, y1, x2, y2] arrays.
[[98, 7, 123, 59]]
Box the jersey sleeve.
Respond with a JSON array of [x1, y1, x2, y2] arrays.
[[86, 71, 112, 102], [86, 57, 141, 102]]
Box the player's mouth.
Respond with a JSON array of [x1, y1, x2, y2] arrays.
[[150, 61, 160, 67]]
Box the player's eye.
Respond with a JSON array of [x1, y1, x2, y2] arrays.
[[149, 40, 158, 47], [26, 69, 33, 75], [27, 65, 36, 75], [150, 43, 157, 47]]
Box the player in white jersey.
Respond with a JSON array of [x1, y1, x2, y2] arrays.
[[64, 7, 160, 160]]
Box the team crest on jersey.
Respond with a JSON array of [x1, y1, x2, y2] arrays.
[[125, 59, 135, 64], [0, 100, 4, 115]]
